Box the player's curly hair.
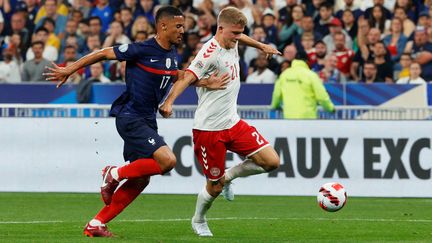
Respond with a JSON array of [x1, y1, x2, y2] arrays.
[[217, 6, 247, 27]]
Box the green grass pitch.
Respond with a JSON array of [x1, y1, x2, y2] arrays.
[[0, 193, 431, 242]]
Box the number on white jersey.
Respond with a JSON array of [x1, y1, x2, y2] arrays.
[[251, 131, 264, 145]]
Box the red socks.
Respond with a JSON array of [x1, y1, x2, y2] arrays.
[[95, 177, 150, 224], [118, 158, 162, 180]]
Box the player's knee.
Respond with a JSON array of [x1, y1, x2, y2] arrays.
[[207, 181, 224, 196], [264, 156, 280, 172], [158, 153, 177, 173]]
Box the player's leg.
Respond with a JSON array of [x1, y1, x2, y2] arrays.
[[222, 120, 280, 200], [84, 176, 150, 237], [191, 129, 227, 237], [101, 117, 176, 204]]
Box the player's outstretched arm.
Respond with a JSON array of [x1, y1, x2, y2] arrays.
[[44, 47, 117, 88], [159, 71, 197, 118], [238, 34, 281, 58]]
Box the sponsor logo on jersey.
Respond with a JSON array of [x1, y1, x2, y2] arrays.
[[150, 59, 159, 62]]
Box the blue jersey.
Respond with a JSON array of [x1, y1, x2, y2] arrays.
[[110, 38, 179, 123]]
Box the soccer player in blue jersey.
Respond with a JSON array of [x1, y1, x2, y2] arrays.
[[44, 6, 228, 237]]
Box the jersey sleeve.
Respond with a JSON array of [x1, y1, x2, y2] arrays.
[[186, 45, 217, 80], [113, 43, 143, 61]]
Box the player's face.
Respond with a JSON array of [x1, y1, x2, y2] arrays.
[[221, 23, 244, 49], [166, 16, 185, 46]]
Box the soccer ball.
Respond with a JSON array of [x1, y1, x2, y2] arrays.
[[317, 182, 347, 212]]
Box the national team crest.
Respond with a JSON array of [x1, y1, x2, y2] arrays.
[[210, 167, 220, 177], [165, 58, 171, 68]]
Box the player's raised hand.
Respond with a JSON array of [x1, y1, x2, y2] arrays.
[[206, 71, 230, 90], [159, 102, 173, 118], [43, 62, 71, 88], [260, 44, 282, 59]]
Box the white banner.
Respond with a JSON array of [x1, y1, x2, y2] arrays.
[[0, 118, 431, 197]]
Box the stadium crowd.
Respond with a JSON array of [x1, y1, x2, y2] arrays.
[[0, 0, 431, 84]]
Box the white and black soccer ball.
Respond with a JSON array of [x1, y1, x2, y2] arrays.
[[317, 182, 347, 212]]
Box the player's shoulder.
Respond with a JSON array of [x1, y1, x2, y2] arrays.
[[197, 38, 219, 60]]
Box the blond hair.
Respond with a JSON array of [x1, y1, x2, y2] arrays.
[[217, 6, 247, 27]]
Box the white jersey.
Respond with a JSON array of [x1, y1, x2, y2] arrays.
[[187, 37, 241, 131]]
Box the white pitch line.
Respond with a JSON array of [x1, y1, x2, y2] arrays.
[[0, 217, 431, 225]]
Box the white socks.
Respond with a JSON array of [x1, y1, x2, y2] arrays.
[[193, 187, 216, 223], [224, 159, 266, 183]]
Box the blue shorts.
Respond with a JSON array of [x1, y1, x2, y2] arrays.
[[115, 116, 166, 162]]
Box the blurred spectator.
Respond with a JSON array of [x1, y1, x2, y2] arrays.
[[34, 0, 68, 23], [311, 40, 327, 72], [58, 45, 80, 64], [135, 0, 156, 24], [323, 18, 353, 53], [244, 25, 272, 66], [319, 54, 341, 82], [367, 4, 390, 37], [0, 48, 21, 83], [277, 0, 297, 30], [395, 52, 412, 79], [41, 17, 60, 50], [278, 4, 303, 49], [300, 33, 317, 67], [181, 32, 200, 67], [262, 9, 278, 46], [4, 33, 25, 65], [35, 0, 67, 35], [26, 27, 58, 62], [246, 51, 277, 84], [22, 41, 51, 81], [121, 0, 137, 13], [87, 62, 110, 83], [353, 17, 370, 52], [23, 0, 39, 26], [184, 13, 199, 33], [8, 12, 31, 52], [229, 0, 258, 29], [418, 11, 430, 29], [271, 50, 335, 119], [90, 0, 113, 33], [85, 34, 102, 53], [341, 9, 358, 41], [383, 17, 408, 63], [197, 13, 214, 43], [131, 16, 155, 40], [304, 0, 323, 18], [102, 21, 131, 48], [363, 0, 392, 20], [88, 16, 106, 43], [314, 2, 334, 36], [133, 31, 148, 42], [61, 19, 86, 54], [120, 7, 134, 39], [335, 0, 363, 19], [394, 7, 416, 38], [406, 27, 432, 81], [192, 0, 226, 14], [333, 32, 354, 79], [396, 62, 426, 84], [77, 19, 90, 38], [372, 41, 394, 83], [71, 2, 90, 20], [350, 28, 381, 81], [360, 61, 379, 83], [292, 15, 322, 51], [394, 0, 420, 23]]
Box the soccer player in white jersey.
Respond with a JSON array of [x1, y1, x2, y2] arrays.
[[159, 6, 281, 237]]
